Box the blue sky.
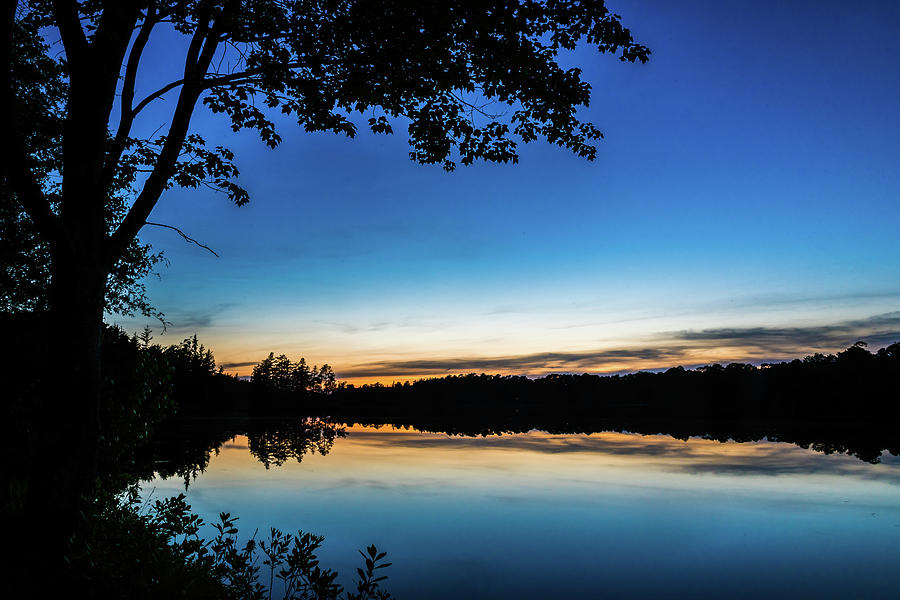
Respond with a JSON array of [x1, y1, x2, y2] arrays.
[[113, 0, 900, 381]]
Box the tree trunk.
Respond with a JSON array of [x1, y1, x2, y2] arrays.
[[20, 244, 106, 587]]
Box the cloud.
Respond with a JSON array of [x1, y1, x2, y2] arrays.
[[347, 430, 684, 457], [338, 312, 900, 379], [314, 315, 452, 335], [220, 360, 258, 369], [313, 319, 397, 335], [670, 455, 888, 479], [339, 346, 688, 378], [164, 302, 235, 331], [667, 311, 900, 351], [726, 289, 900, 310]]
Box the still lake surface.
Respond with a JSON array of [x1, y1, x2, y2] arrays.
[[146, 424, 900, 598]]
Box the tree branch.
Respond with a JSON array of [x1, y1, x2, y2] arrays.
[[104, 5, 158, 186], [446, 91, 505, 120], [107, 3, 231, 264], [130, 60, 305, 118], [183, 5, 211, 77], [131, 77, 186, 117], [127, 1, 213, 115], [143, 221, 219, 257], [206, 62, 304, 86]]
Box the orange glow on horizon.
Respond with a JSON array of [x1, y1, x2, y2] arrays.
[[216, 341, 849, 387]]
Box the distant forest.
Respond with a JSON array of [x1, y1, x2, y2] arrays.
[[332, 340, 900, 419], [6, 318, 899, 468], [136, 332, 900, 464], [102, 329, 900, 430], [320, 340, 900, 463]]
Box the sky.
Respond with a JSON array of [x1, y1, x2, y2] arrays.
[[112, 0, 900, 383]]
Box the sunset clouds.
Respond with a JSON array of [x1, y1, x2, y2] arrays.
[[332, 311, 900, 382]]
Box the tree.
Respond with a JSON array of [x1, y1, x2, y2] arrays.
[[2, 0, 649, 577], [318, 364, 337, 394], [165, 333, 218, 377], [251, 353, 336, 394], [1, 12, 164, 317], [252, 352, 276, 388]]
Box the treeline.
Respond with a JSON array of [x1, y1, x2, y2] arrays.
[[86, 328, 900, 434], [7, 315, 898, 476], [112, 332, 900, 456], [325, 341, 900, 422], [307, 341, 900, 463], [106, 327, 341, 417]]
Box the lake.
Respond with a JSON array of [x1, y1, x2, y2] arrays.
[[145, 422, 900, 599]]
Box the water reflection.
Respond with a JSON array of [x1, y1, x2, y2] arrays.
[[143, 415, 899, 487], [343, 426, 900, 482], [146, 422, 900, 599], [248, 419, 346, 468], [143, 418, 346, 487]]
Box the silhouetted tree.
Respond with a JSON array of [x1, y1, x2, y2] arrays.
[[319, 364, 337, 394], [251, 353, 337, 395], [165, 334, 217, 378], [292, 357, 312, 391], [0, 17, 163, 317], [3, 1, 649, 578]]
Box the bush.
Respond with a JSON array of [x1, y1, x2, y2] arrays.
[[69, 487, 392, 599]]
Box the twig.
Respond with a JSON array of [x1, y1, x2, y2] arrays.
[[144, 221, 220, 257]]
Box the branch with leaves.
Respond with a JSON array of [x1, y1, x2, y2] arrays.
[[3, 0, 649, 334]]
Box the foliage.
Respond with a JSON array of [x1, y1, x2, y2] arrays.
[[71, 488, 392, 599], [252, 353, 337, 394], [4, 3, 647, 587], [99, 324, 177, 487], [164, 333, 219, 379], [109, 328, 344, 416], [0, 318, 177, 511], [6, 1, 649, 299], [1, 15, 164, 318]]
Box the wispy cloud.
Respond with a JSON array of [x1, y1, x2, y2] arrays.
[[164, 303, 235, 331], [667, 311, 900, 350], [313, 315, 453, 335], [219, 360, 258, 370], [723, 289, 900, 310], [339, 347, 688, 378], [338, 312, 900, 379]]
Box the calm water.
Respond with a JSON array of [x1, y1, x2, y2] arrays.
[[146, 425, 900, 598]]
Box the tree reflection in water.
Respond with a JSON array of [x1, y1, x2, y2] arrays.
[[142, 413, 899, 491], [144, 418, 346, 488], [248, 418, 346, 469]]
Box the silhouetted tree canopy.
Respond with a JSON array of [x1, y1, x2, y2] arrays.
[[252, 352, 336, 394], [2, 2, 649, 576], [5, 0, 650, 288], [1, 16, 163, 317]]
